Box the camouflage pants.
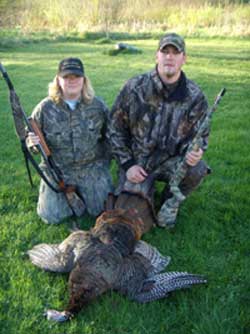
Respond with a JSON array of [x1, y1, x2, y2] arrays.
[[116, 157, 209, 204], [37, 161, 113, 224]]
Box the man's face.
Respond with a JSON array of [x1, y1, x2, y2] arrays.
[[156, 45, 186, 83], [58, 74, 84, 100]]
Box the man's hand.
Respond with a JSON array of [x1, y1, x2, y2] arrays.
[[186, 148, 203, 166], [126, 165, 148, 183]]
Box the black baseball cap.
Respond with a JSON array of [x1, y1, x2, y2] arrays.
[[58, 57, 84, 77]]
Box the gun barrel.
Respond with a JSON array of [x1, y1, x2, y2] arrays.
[[0, 62, 5, 73], [0, 62, 14, 90], [220, 88, 226, 97], [214, 88, 226, 105]]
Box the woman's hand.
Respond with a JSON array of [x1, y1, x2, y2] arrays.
[[26, 132, 40, 149]]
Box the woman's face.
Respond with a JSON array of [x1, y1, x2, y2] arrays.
[[58, 74, 84, 100]]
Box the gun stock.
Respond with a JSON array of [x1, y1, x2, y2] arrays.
[[28, 118, 51, 157], [0, 62, 86, 217]]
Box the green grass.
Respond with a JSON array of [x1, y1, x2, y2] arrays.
[[0, 35, 250, 334]]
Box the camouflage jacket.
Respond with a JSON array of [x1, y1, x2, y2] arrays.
[[31, 96, 110, 172], [109, 68, 209, 173]]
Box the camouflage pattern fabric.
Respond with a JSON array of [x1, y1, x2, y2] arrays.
[[38, 161, 113, 223], [157, 158, 209, 227], [109, 69, 209, 173], [158, 33, 186, 53], [32, 96, 111, 170], [116, 159, 208, 228], [158, 88, 225, 227], [31, 96, 113, 223], [109, 69, 210, 227], [154, 157, 209, 227]]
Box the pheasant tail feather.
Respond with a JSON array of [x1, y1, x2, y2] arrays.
[[133, 271, 207, 303]]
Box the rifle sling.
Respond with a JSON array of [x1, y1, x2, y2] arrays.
[[21, 140, 61, 193], [21, 140, 86, 217], [0, 63, 85, 217], [23, 142, 34, 188]]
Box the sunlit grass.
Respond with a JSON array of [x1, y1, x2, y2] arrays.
[[0, 35, 249, 333]]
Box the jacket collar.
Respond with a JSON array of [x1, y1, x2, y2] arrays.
[[151, 67, 188, 102]]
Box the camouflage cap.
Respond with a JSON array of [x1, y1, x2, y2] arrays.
[[58, 57, 84, 77], [158, 33, 185, 53]]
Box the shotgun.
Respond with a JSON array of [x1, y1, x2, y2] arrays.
[[157, 88, 226, 227], [0, 62, 86, 217]]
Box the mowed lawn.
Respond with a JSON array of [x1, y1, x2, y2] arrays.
[[0, 36, 249, 334]]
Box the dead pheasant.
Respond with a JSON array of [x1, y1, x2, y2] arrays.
[[28, 191, 206, 322]]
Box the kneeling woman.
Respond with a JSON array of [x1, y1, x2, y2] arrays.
[[27, 57, 113, 224]]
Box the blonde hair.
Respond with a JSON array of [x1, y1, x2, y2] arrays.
[[48, 75, 95, 104]]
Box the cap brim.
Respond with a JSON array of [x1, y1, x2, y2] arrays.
[[159, 42, 183, 52], [59, 69, 84, 77]]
